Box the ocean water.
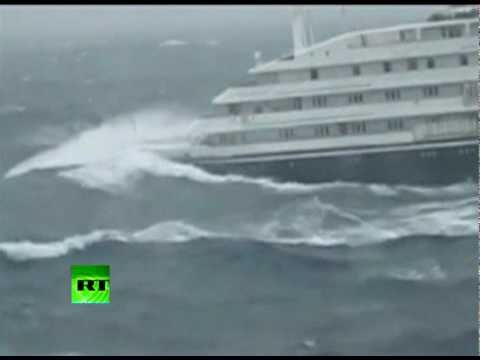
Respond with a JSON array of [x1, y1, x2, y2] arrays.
[[0, 7, 478, 356]]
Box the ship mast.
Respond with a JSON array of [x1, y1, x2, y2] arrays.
[[290, 6, 314, 57]]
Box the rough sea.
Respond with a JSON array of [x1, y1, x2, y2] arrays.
[[0, 7, 477, 355]]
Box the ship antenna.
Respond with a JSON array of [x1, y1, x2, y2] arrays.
[[341, 6, 348, 33], [307, 9, 315, 45]]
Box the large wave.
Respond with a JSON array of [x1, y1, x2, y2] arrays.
[[0, 221, 217, 262], [0, 193, 475, 262]]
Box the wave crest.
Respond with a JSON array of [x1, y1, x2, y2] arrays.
[[0, 189, 475, 262]]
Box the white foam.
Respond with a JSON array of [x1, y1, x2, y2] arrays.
[[386, 260, 447, 282], [4, 106, 197, 179], [0, 221, 214, 262], [256, 192, 476, 247], [0, 185, 475, 262], [132, 221, 215, 243], [57, 149, 393, 196], [159, 39, 189, 47], [0, 230, 127, 261]]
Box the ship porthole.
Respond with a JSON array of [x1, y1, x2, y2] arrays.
[[289, 161, 295, 169]]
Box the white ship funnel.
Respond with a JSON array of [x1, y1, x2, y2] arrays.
[[290, 6, 314, 57]]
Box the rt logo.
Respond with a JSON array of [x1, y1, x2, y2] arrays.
[[71, 265, 110, 304]]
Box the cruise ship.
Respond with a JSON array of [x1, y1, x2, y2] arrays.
[[174, 6, 479, 185]]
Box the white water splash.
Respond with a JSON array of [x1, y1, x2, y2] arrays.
[[58, 149, 348, 195], [4, 106, 476, 199], [256, 193, 476, 247], [0, 221, 214, 262], [0, 188, 475, 262], [4, 106, 197, 180], [158, 39, 189, 47], [132, 221, 215, 243], [386, 259, 447, 282], [0, 230, 128, 261]]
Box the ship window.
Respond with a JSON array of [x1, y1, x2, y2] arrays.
[[312, 96, 327, 108], [423, 86, 439, 97], [351, 122, 367, 134], [440, 26, 463, 38], [279, 128, 295, 140], [387, 119, 404, 131], [440, 27, 448, 38], [203, 134, 220, 146], [219, 133, 227, 144], [254, 105, 263, 114], [338, 123, 348, 135], [310, 68, 319, 80], [352, 65, 361, 76], [360, 34, 367, 47], [462, 82, 476, 96], [228, 104, 240, 115], [407, 58, 418, 71], [469, 22, 478, 36], [348, 93, 364, 104], [383, 62, 391, 73], [314, 125, 329, 137], [218, 132, 239, 146], [460, 54, 469, 66], [448, 25, 463, 38], [293, 98, 302, 110], [385, 89, 401, 102], [426, 57, 435, 69], [241, 132, 248, 144], [399, 30, 406, 42]]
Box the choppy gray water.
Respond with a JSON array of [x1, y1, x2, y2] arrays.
[[0, 6, 477, 355]]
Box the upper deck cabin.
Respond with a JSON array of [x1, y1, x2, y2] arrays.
[[249, 17, 478, 79], [207, 6, 477, 118], [427, 5, 478, 22]]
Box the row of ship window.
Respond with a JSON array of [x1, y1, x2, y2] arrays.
[[228, 83, 467, 115], [207, 113, 475, 147], [282, 86, 441, 112], [309, 54, 469, 80], [205, 119, 405, 146]]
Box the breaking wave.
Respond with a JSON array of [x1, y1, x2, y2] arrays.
[[0, 189, 475, 261], [0, 221, 218, 262], [4, 106, 197, 180]]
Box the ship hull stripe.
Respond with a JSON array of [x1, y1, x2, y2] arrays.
[[184, 142, 478, 185], [190, 138, 477, 164]]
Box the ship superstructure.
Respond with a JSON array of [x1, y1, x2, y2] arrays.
[[169, 6, 479, 184]]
